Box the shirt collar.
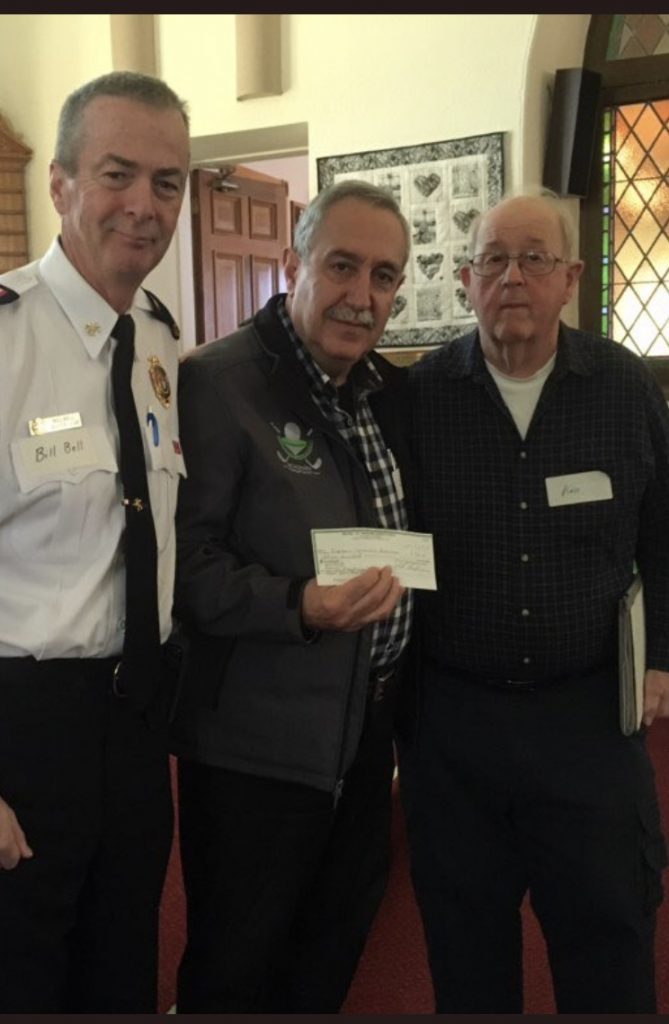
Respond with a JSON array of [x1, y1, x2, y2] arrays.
[[445, 324, 596, 382], [554, 324, 596, 377], [39, 239, 134, 359]]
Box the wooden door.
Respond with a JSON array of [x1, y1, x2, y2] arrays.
[[290, 199, 306, 246], [191, 166, 289, 345]]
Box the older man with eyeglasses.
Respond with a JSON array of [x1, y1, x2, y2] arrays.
[[400, 189, 669, 1014]]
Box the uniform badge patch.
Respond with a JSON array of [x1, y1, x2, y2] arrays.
[[148, 356, 171, 408]]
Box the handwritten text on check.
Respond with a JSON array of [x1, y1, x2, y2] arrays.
[[311, 528, 437, 590]]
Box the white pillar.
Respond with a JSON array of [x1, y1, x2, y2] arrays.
[[236, 14, 282, 100], [110, 15, 157, 76]]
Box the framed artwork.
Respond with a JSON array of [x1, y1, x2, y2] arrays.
[[317, 132, 504, 350]]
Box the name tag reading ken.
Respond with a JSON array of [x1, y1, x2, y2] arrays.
[[545, 470, 613, 507], [14, 427, 99, 484]]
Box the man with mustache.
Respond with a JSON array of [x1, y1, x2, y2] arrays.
[[0, 71, 190, 1011], [403, 190, 669, 1013], [171, 179, 412, 1011]]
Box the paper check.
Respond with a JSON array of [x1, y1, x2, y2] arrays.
[[311, 527, 436, 590]]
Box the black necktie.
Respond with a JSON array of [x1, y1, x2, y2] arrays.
[[111, 314, 161, 709]]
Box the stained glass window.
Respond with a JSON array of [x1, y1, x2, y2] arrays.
[[601, 99, 669, 356], [607, 14, 669, 60]]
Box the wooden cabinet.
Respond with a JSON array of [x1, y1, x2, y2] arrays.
[[0, 112, 32, 273]]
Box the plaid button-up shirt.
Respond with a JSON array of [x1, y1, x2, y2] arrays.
[[278, 298, 412, 670], [411, 325, 669, 679]]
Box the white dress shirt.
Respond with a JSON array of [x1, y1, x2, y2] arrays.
[[0, 239, 185, 658]]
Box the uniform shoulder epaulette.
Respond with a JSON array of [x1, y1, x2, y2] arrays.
[[0, 262, 40, 303], [0, 285, 20, 305], [142, 287, 181, 340]]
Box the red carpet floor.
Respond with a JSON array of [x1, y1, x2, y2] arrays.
[[159, 718, 669, 1014]]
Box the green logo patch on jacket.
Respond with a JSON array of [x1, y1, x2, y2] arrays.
[[272, 421, 323, 474]]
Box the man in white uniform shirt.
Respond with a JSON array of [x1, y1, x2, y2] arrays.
[[0, 71, 189, 1011]]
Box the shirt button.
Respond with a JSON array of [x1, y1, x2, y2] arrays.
[[117, 617, 125, 631], [520, 501, 528, 510], [521, 608, 530, 617], [523, 656, 531, 665], [519, 450, 527, 459], [521, 553, 530, 563]]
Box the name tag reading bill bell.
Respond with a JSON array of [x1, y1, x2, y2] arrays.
[[12, 427, 99, 491], [311, 527, 437, 590]]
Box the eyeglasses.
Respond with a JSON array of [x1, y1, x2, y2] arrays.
[[470, 251, 566, 277]]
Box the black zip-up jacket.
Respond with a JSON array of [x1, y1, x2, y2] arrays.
[[170, 295, 411, 793]]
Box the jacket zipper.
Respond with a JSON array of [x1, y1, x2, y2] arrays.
[[320, 422, 377, 812]]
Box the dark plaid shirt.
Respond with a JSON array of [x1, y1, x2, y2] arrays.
[[278, 298, 412, 670], [411, 325, 669, 679]]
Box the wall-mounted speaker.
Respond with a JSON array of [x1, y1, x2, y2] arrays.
[[542, 68, 602, 198]]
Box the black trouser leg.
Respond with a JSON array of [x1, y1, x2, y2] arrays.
[[63, 694, 173, 1012], [284, 700, 395, 1011], [0, 658, 172, 1013], [177, 700, 395, 1013], [176, 759, 334, 1012], [401, 663, 666, 1014], [401, 704, 526, 1012], [521, 729, 663, 1013]]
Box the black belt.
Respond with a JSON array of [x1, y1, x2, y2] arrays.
[[111, 658, 128, 698], [433, 660, 611, 693], [0, 652, 163, 701], [111, 644, 177, 702], [0, 650, 176, 730], [0, 655, 121, 687]]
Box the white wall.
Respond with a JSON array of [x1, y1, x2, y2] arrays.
[[243, 156, 309, 205], [0, 14, 112, 259], [0, 13, 592, 339], [160, 13, 590, 338], [159, 14, 534, 191], [158, 13, 536, 344]]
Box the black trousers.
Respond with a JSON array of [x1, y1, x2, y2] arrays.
[[0, 657, 173, 1012], [400, 662, 667, 1014], [176, 697, 395, 1012]]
